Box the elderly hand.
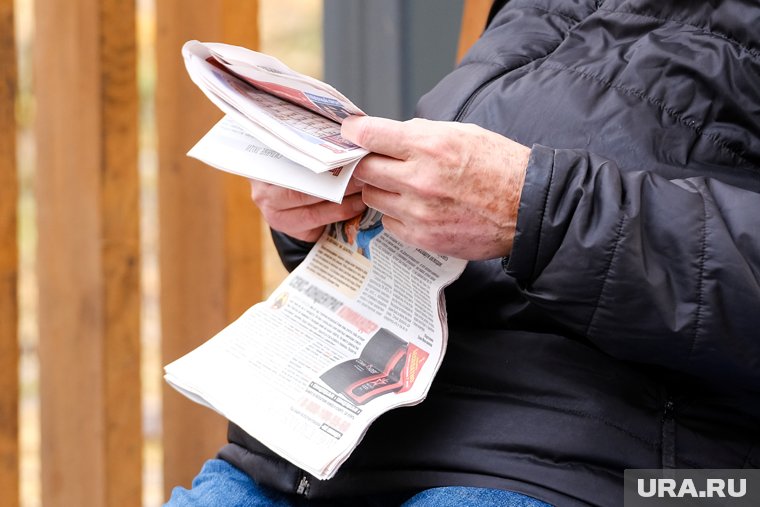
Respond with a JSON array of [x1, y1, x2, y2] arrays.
[[250, 179, 367, 243], [341, 116, 530, 260]]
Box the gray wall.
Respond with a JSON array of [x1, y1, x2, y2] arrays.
[[324, 0, 464, 120]]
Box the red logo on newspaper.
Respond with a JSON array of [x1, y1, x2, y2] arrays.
[[337, 306, 378, 334], [401, 345, 428, 392]]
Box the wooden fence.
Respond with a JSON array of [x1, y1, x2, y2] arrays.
[[0, 1, 490, 506]]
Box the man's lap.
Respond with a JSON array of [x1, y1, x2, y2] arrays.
[[165, 459, 552, 507]]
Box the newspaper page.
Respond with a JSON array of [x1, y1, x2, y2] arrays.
[[187, 115, 357, 203], [183, 40, 368, 173], [164, 213, 468, 479], [203, 42, 362, 123]]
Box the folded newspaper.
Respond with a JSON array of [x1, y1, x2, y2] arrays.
[[165, 41, 468, 480], [182, 40, 368, 202]]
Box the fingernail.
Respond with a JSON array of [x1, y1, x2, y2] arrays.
[[341, 115, 365, 141]]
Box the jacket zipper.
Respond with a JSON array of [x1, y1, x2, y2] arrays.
[[453, 72, 505, 123], [661, 396, 676, 469], [296, 473, 310, 496]]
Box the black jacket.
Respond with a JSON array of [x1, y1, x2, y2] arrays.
[[219, 1, 760, 505]]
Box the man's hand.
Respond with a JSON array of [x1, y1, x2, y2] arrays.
[[250, 179, 367, 243], [341, 116, 530, 260]]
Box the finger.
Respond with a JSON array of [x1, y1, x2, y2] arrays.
[[353, 154, 410, 194], [377, 214, 407, 243], [380, 214, 441, 256], [344, 177, 365, 196], [282, 225, 325, 244], [251, 180, 325, 210], [361, 184, 404, 222], [341, 115, 412, 160], [272, 193, 367, 234]]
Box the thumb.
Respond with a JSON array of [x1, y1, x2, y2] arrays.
[[341, 115, 411, 159]]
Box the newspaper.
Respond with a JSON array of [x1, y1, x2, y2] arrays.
[[183, 40, 368, 202], [167, 41, 469, 480], [164, 211, 467, 479]]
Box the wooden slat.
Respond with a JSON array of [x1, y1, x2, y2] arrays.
[[100, 1, 143, 504], [0, 1, 19, 506], [156, 0, 262, 495], [457, 0, 493, 62], [35, 0, 141, 505], [222, 0, 265, 321]]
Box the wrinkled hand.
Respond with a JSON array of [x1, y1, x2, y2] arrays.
[[341, 116, 530, 260], [250, 179, 367, 243]]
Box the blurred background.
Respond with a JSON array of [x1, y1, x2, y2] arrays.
[[2, 0, 488, 506]]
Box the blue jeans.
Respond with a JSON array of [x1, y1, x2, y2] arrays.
[[165, 459, 553, 507]]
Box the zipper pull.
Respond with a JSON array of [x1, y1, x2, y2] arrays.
[[661, 397, 677, 469], [296, 474, 310, 496]]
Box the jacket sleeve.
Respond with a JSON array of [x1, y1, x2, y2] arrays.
[[505, 145, 760, 389], [270, 229, 314, 272]]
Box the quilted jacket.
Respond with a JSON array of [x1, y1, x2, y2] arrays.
[[220, 1, 760, 504]]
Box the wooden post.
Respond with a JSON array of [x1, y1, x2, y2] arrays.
[[221, 0, 266, 323], [34, 0, 142, 505], [457, 0, 492, 62], [156, 0, 262, 495], [0, 1, 19, 506]]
